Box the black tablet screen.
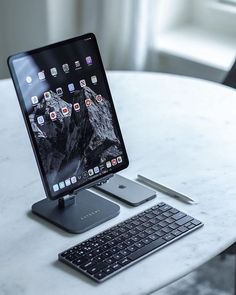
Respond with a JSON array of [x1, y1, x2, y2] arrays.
[[9, 34, 128, 199]]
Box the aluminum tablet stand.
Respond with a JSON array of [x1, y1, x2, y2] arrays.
[[32, 175, 120, 234]]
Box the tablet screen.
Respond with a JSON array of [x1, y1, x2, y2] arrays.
[[8, 33, 128, 200]]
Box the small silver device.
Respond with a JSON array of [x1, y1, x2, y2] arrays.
[[95, 174, 156, 206]]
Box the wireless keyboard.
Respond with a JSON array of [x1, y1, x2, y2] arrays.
[[59, 202, 203, 282]]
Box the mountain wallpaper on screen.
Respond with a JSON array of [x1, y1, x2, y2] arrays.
[[29, 86, 122, 186]]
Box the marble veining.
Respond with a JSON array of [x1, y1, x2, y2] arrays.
[[1, 72, 236, 294]]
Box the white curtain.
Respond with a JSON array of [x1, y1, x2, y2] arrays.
[[0, 0, 158, 78], [48, 0, 158, 71]]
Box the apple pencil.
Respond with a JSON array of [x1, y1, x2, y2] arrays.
[[137, 174, 196, 204]]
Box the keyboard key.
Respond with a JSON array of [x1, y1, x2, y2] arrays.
[[187, 224, 196, 229], [113, 253, 123, 260], [134, 241, 145, 248], [172, 212, 186, 220], [104, 267, 114, 275], [114, 237, 123, 244], [145, 228, 155, 235], [128, 238, 166, 261], [129, 229, 139, 235], [165, 217, 175, 224], [156, 230, 165, 237], [80, 260, 96, 270], [107, 240, 115, 247], [145, 208, 152, 213], [158, 202, 166, 207], [149, 234, 158, 241], [191, 219, 201, 226], [136, 225, 145, 231], [162, 226, 172, 233], [159, 205, 172, 212], [138, 232, 148, 239], [72, 257, 87, 266], [143, 221, 152, 228], [119, 249, 130, 256], [139, 217, 147, 223], [131, 236, 140, 243], [152, 224, 161, 231], [104, 257, 116, 265], [132, 220, 141, 226], [66, 254, 77, 261], [105, 235, 113, 241], [110, 247, 119, 254], [176, 216, 193, 226], [127, 245, 138, 252], [169, 223, 178, 230], [111, 263, 122, 271], [61, 251, 70, 257], [172, 229, 182, 236], [152, 209, 162, 216], [146, 213, 155, 219], [142, 237, 152, 245], [163, 211, 172, 217], [119, 257, 131, 266], [159, 221, 168, 227], [149, 219, 157, 225], [118, 227, 127, 233], [95, 255, 103, 263], [178, 226, 188, 233], [117, 243, 126, 250], [92, 248, 102, 255], [100, 251, 112, 259], [87, 262, 108, 275], [123, 232, 132, 239], [157, 214, 165, 221], [101, 244, 110, 251], [163, 234, 175, 241], [170, 208, 179, 214], [94, 271, 106, 280]]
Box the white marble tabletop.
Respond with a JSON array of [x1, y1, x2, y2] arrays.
[[1, 71, 236, 295]]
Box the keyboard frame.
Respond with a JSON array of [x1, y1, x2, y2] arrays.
[[58, 204, 203, 283]]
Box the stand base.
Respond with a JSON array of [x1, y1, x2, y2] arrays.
[[32, 190, 120, 234]]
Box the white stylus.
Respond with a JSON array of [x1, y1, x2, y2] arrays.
[[137, 174, 197, 204]]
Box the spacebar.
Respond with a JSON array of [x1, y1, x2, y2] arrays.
[[128, 238, 166, 261]]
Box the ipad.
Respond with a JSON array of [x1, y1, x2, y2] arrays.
[[8, 33, 129, 200]]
